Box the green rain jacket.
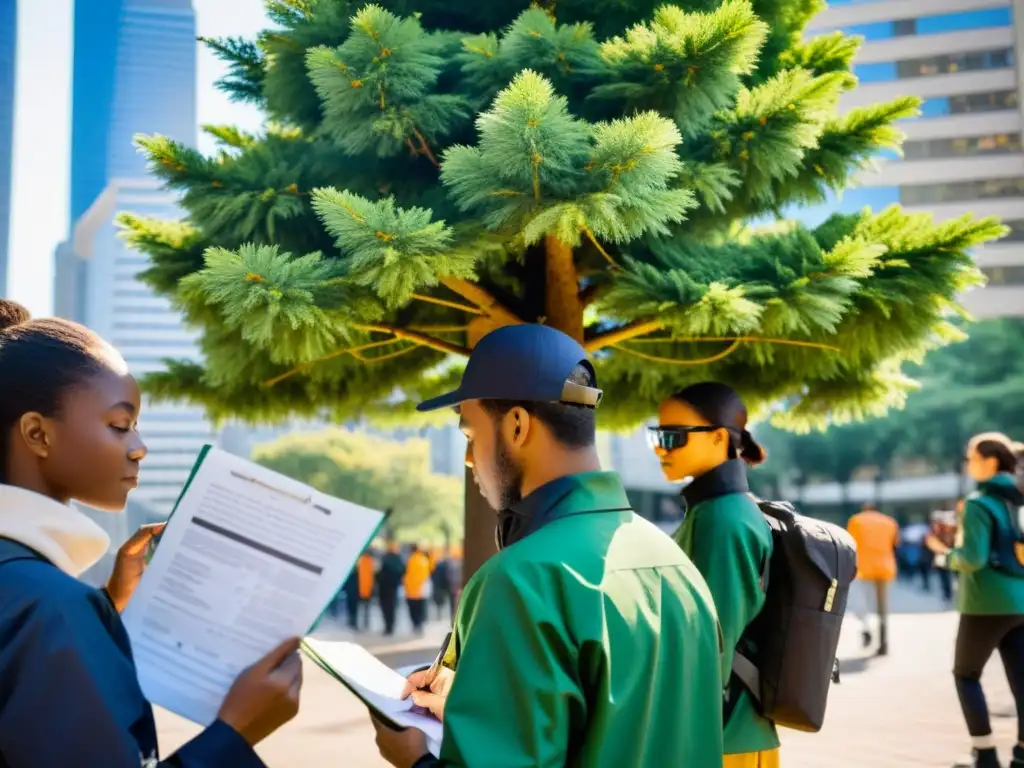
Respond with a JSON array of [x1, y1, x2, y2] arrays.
[[674, 460, 780, 756], [424, 471, 724, 768], [948, 472, 1024, 616]]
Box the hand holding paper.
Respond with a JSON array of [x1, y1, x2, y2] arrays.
[[217, 636, 304, 746], [122, 447, 385, 726]]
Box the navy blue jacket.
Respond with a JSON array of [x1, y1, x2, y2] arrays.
[[0, 539, 265, 767]]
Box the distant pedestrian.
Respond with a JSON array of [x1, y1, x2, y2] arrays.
[[847, 502, 900, 656], [448, 546, 463, 618], [927, 432, 1024, 768], [356, 550, 375, 630], [903, 521, 932, 590], [377, 540, 405, 636], [430, 547, 453, 621], [404, 544, 430, 635], [342, 569, 360, 629], [343, 550, 375, 631]]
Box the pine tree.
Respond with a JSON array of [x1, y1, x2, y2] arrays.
[[121, 2, 1006, 469]]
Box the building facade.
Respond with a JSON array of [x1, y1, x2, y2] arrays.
[[0, 1, 15, 296], [807, 0, 1024, 317], [55, 0, 217, 520]]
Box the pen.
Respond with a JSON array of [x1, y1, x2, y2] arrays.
[[420, 631, 452, 688]]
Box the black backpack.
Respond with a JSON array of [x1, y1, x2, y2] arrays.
[[729, 500, 858, 733]]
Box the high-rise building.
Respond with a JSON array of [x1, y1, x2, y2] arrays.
[[55, 0, 216, 519], [806, 0, 1024, 317], [0, 1, 15, 296]]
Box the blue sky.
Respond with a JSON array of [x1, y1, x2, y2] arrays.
[[7, 0, 268, 316]]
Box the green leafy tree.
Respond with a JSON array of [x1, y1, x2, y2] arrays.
[[121, 0, 1005, 573], [253, 428, 464, 542], [760, 318, 1024, 502], [123, 0, 1001, 431]]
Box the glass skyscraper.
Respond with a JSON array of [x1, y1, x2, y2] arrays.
[[0, 0, 15, 296], [55, 0, 219, 564]]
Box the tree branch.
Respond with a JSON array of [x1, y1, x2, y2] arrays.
[[584, 319, 663, 351], [439, 277, 524, 327], [411, 293, 484, 315], [354, 323, 471, 357]]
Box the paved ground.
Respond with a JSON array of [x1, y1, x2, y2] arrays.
[[156, 582, 1019, 767]]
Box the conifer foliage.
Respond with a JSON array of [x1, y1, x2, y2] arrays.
[[122, 0, 1005, 429]]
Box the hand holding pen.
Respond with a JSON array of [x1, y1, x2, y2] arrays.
[[401, 631, 453, 722]]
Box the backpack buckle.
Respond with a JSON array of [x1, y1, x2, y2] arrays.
[[824, 578, 838, 612]]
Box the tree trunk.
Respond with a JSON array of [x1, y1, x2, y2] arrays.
[[544, 235, 584, 342], [459, 316, 517, 588], [462, 466, 497, 589], [458, 238, 585, 586]]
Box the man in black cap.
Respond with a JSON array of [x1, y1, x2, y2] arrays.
[[371, 324, 724, 768]]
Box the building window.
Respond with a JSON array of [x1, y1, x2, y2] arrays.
[[982, 266, 1024, 287], [892, 18, 917, 36], [900, 178, 1024, 205], [897, 48, 1014, 79], [949, 90, 1018, 114], [920, 90, 1019, 118], [844, 8, 1011, 41], [857, 48, 1014, 83], [903, 133, 1022, 160]]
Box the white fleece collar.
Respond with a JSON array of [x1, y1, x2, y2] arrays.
[[0, 484, 111, 576]]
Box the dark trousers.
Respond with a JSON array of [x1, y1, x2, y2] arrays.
[[379, 590, 398, 635], [953, 614, 1024, 743], [433, 589, 451, 621], [407, 598, 427, 631], [346, 597, 371, 631], [937, 567, 953, 603]]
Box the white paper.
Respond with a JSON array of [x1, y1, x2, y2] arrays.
[[122, 447, 385, 726], [304, 639, 443, 754]]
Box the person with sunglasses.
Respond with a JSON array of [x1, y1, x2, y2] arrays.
[[650, 382, 779, 768]]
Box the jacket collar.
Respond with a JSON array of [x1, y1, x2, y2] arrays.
[[978, 472, 1024, 506], [681, 459, 750, 512], [502, 471, 632, 547], [0, 484, 111, 576]]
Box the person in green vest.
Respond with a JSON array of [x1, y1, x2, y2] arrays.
[[650, 382, 780, 768], [926, 432, 1024, 768], [370, 324, 725, 768]]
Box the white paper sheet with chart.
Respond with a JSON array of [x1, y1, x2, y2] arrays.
[[122, 447, 385, 726], [302, 639, 443, 755]]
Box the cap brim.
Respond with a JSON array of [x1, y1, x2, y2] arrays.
[[415, 389, 466, 412]]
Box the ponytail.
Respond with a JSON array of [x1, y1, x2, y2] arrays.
[[671, 381, 766, 467], [739, 429, 767, 467]]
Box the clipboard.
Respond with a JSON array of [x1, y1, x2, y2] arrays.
[[143, 445, 388, 635], [300, 638, 444, 748], [301, 640, 408, 731], [124, 445, 391, 727]]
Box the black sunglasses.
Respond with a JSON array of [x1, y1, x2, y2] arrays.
[[646, 425, 721, 452]]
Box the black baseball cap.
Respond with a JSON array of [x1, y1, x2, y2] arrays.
[[415, 324, 603, 412]]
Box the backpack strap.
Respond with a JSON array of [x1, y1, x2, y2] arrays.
[[974, 495, 1022, 570], [731, 650, 761, 707], [727, 534, 771, 716]]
